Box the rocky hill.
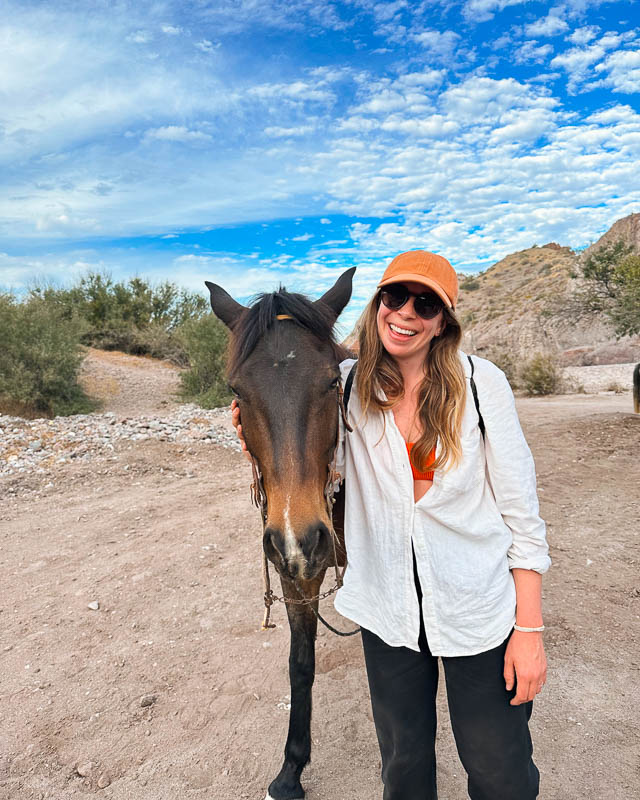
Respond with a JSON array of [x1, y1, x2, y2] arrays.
[[460, 213, 640, 366], [583, 212, 640, 257]]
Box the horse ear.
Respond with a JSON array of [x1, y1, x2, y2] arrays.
[[205, 281, 247, 329], [316, 267, 356, 320]]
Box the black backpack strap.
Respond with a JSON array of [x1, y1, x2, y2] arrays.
[[342, 361, 357, 415], [467, 355, 485, 440]]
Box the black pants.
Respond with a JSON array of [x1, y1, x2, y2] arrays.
[[361, 627, 539, 799], [362, 548, 539, 799]]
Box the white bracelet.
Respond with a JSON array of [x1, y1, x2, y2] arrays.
[[514, 624, 545, 633]]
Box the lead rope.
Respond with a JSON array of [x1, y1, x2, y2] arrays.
[[251, 378, 360, 636]]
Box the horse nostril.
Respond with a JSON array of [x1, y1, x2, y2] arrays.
[[301, 523, 330, 563], [263, 527, 286, 563]]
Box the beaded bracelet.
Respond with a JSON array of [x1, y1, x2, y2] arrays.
[[514, 624, 545, 633]]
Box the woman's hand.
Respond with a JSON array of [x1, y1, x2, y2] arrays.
[[504, 630, 547, 705], [231, 398, 252, 462]]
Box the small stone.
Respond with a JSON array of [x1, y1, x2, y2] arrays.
[[76, 761, 93, 777], [88, 601, 100, 611], [97, 772, 111, 789], [29, 440, 42, 451], [140, 693, 157, 708]]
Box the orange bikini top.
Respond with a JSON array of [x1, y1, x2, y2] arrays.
[[406, 442, 436, 481]]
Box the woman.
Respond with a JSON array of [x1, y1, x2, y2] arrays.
[[235, 250, 550, 800]]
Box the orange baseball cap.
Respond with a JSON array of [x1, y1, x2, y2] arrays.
[[377, 250, 458, 309]]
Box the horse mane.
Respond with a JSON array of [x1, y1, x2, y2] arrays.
[[228, 288, 350, 377]]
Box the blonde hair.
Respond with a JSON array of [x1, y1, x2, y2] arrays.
[[356, 293, 466, 473]]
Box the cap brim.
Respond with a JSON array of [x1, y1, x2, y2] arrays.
[[377, 273, 453, 308]]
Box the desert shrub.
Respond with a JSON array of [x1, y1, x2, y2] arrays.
[[519, 353, 562, 396], [483, 347, 520, 388], [0, 294, 96, 417], [606, 382, 625, 394], [460, 276, 480, 291], [30, 273, 208, 362], [577, 240, 640, 336], [461, 311, 476, 326], [177, 314, 232, 408]]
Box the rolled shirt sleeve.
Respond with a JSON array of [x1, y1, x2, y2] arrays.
[[478, 360, 551, 574]]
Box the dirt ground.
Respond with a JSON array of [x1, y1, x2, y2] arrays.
[[1, 351, 639, 800]]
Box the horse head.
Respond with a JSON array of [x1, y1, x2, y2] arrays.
[[206, 269, 355, 582]]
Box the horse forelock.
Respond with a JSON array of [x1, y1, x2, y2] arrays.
[[227, 288, 347, 378]]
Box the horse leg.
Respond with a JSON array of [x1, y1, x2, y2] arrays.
[[266, 570, 325, 800]]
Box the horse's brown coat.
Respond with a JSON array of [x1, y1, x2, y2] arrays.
[[206, 270, 355, 799]]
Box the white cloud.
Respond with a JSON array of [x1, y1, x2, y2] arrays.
[[462, 0, 529, 23], [143, 126, 213, 143], [488, 108, 556, 144], [491, 32, 512, 51], [567, 25, 600, 45], [592, 47, 640, 93], [320, 218, 331, 224], [248, 80, 335, 104], [291, 232, 314, 241], [525, 11, 569, 37], [412, 29, 460, 62], [515, 41, 554, 64], [264, 125, 315, 137], [587, 104, 640, 124], [396, 70, 446, 88], [440, 76, 557, 123], [195, 39, 220, 52], [127, 30, 151, 44], [551, 41, 606, 90], [379, 115, 460, 138], [161, 25, 182, 35], [551, 31, 639, 92]]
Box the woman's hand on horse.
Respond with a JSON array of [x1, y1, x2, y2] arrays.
[[503, 630, 547, 705], [231, 398, 252, 462]]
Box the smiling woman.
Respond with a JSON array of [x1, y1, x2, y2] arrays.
[[331, 249, 550, 800]]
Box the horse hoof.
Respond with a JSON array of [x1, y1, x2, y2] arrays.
[[264, 795, 304, 800]]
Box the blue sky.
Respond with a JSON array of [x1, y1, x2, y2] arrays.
[[1, 0, 639, 331]]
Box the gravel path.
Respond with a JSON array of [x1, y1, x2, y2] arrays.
[[0, 405, 240, 479]]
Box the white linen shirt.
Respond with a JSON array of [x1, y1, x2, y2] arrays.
[[333, 352, 550, 657]]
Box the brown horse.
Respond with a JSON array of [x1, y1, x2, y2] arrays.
[[206, 269, 355, 800]]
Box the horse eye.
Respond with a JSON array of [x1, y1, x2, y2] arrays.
[[329, 377, 339, 391]]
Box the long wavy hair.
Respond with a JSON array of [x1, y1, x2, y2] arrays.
[[356, 292, 466, 473]]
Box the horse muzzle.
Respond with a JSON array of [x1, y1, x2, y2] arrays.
[[263, 520, 333, 580]]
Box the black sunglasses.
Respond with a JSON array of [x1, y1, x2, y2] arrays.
[[379, 283, 445, 320]]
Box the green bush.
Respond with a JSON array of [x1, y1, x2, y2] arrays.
[[0, 294, 97, 417], [177, 314, 232, 408], [483, 347, 519, 389], [519, 353, 562, 396], [461, 276, 481, 291], [577, 240, 640, 336], [30, 273, 208, 362]]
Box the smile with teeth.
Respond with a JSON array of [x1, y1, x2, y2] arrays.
[[389, 323, 417, 336]]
